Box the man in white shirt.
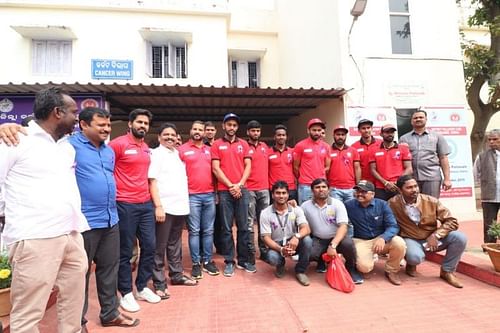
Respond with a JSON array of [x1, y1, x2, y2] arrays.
[[149, 122, 196, 299], [0, 87, 89, 333]]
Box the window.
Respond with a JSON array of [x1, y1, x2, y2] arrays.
[[32, 40, 72, 75], [389, 0, 412, 54], [147, 42, 187, 78], [229, 60, 259, 88]]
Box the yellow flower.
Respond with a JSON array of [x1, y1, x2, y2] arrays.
[[0, 269, 11, 279]]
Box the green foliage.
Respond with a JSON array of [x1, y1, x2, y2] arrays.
[[487, 220, 500, 238], [0, 252, 11, 289]]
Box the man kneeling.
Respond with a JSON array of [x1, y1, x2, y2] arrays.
[[389, 175, 467, 288], [260, 181, 313, 286]]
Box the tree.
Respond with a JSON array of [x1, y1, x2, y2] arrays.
[[461, 0, 500, 160]]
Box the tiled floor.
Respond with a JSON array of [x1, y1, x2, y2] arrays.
[[31, 220, 500, 332]]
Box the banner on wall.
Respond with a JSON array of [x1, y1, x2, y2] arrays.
[[0, 95, 104, 125], [345, 105, 473, 199]]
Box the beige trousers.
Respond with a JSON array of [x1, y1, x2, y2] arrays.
[[353, 236, 406, 274], [8, 232, 88, 333]]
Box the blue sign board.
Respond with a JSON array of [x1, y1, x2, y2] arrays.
[[91, 59, 133, 80]]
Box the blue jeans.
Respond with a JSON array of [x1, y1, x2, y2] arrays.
[[218, 189, 252, 265], [187, 193, 216, 264], [404, 231, 467, 272], [329, 188, 355, 202], [116, 201, 156, 295], [298, 184, 313, 205], [248, 189, 270, 263], [266, 236, 313, 273]]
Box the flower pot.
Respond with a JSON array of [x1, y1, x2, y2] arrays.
[[481, 243, 500, 273], [0, 287, 11, 316]]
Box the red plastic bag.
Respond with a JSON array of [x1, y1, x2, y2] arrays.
[[322, 253, 355, 293]]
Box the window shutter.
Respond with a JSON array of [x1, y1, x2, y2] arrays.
[[32, 40, 46, 75], [236, 60, 249, 88], [167, 42, 176, 78], [183, 42, 188, 78], [46, 41, 61, 75], [145, 41, 152, 77], [61, 41, 72, 75]]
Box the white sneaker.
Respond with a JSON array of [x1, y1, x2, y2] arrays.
[[120, 292, 140, 312], [136, 287, 161, 304], [291, 254, 299, 261]]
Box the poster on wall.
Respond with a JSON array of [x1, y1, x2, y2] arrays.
[[345, 105, 474, 199], [0, 95, 104, 125], [345, 106, 397, 142]]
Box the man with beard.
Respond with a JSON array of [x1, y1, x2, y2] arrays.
[[211, 113, 255, 276], [0, 87, 89, 332], [399, 110, 451, 198], [369, 124, 412, 200], [149, 123, 195, 298], [246, 120, 270, 264], [268, 124, 297, 201], [260, 181, 312, 285], [327, 125, 361, 202], [293, 118, 331, 204], [352, 119, 381, 184], [301, 178, 363, 284], [389, 175, 467, 288], [203, 121, 217, 146], [179, 121, 219, 279], [0, 105, 140, 329], [109, 109, 161, 312]]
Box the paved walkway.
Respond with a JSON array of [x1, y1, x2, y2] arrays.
[[32, 220, 500, 332]]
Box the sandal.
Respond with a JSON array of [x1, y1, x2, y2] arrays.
[[155, 289, 170, 300], [171, 275, 198, 286], [102, 313, 140, 327]]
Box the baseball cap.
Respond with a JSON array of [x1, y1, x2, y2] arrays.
[[307, 118, 326, 129], [380, 124, 397, 132], [223, 113, 240, 123], [333, 125, 348, 133], [353, 180, 375, 192], [357, 118, 374, 128]]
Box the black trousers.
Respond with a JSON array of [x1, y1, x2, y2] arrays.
[[375, 188, 398, 201], [310, 236, 357, 270], [82, 224, 121, 325], [482, 202, 500, 243]]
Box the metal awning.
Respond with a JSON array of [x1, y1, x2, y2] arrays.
[[0, 82, 346, 124]]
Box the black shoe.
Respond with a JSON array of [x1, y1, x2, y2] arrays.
[[191, 263, 203, 280], [203, 261, 220, 276], [316, 261, 327, 273], [275, 264, 285, 278]]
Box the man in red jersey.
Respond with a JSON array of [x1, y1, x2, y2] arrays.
[[211, 113, 255, 277], [352, 119, 381, 184], [245, 120, 270, 263], [179, 121, 220, 279], [293, 118, 331, 204], [109, 109, 161, 313], [268, 124, 297, 201], [369, 124, 413, 201], [327, 125, 361, 202]]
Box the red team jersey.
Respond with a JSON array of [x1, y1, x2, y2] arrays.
[[327, 145, 360, 189], [268, 146, 296, 190], [293, 138, 330, 185], [247, 141, 269, 191], [368, 143, 412, 189], [210, 137, 252, 191], [351, 137, 382, 184], [178, 141, 215, 194]]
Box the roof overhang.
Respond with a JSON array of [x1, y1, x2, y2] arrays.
[[10, 25, 77, 40], [0, 82, 346, 124]]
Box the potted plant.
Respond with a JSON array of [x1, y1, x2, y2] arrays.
[[481, 220, 500, 273], [0, 251, 12, 316]]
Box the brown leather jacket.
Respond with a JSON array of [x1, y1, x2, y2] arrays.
[[388, 193, 458, 240]]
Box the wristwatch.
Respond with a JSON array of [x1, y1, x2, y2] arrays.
[[329, 242, 337, 249], [434, 233, 441, 240], [294, 233, 302, 240]]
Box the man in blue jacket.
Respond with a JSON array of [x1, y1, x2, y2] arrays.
[[344, 180, 406, 285]]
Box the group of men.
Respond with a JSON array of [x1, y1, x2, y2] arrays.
[[0, 87, 471, 333]]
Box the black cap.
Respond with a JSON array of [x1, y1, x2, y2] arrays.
[[353, 180, 375, 192], [357, 118, 374, 128], [247, 120, 261, 130], [223, 113, 240, 123]]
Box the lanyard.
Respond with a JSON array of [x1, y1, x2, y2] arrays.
[[275, 210, 289, 246]]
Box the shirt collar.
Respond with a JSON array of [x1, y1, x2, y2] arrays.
[[379, 141, 399, 149], [271, 204, 293, 214], [126, 132, 143, 145], [359, 136, 377, 146], [222, 136, 241, 143], [28, 120, 69, 143], [410, 129, 429, 136], [272, 145, 289, 152], [331, 144, 350, 151]]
